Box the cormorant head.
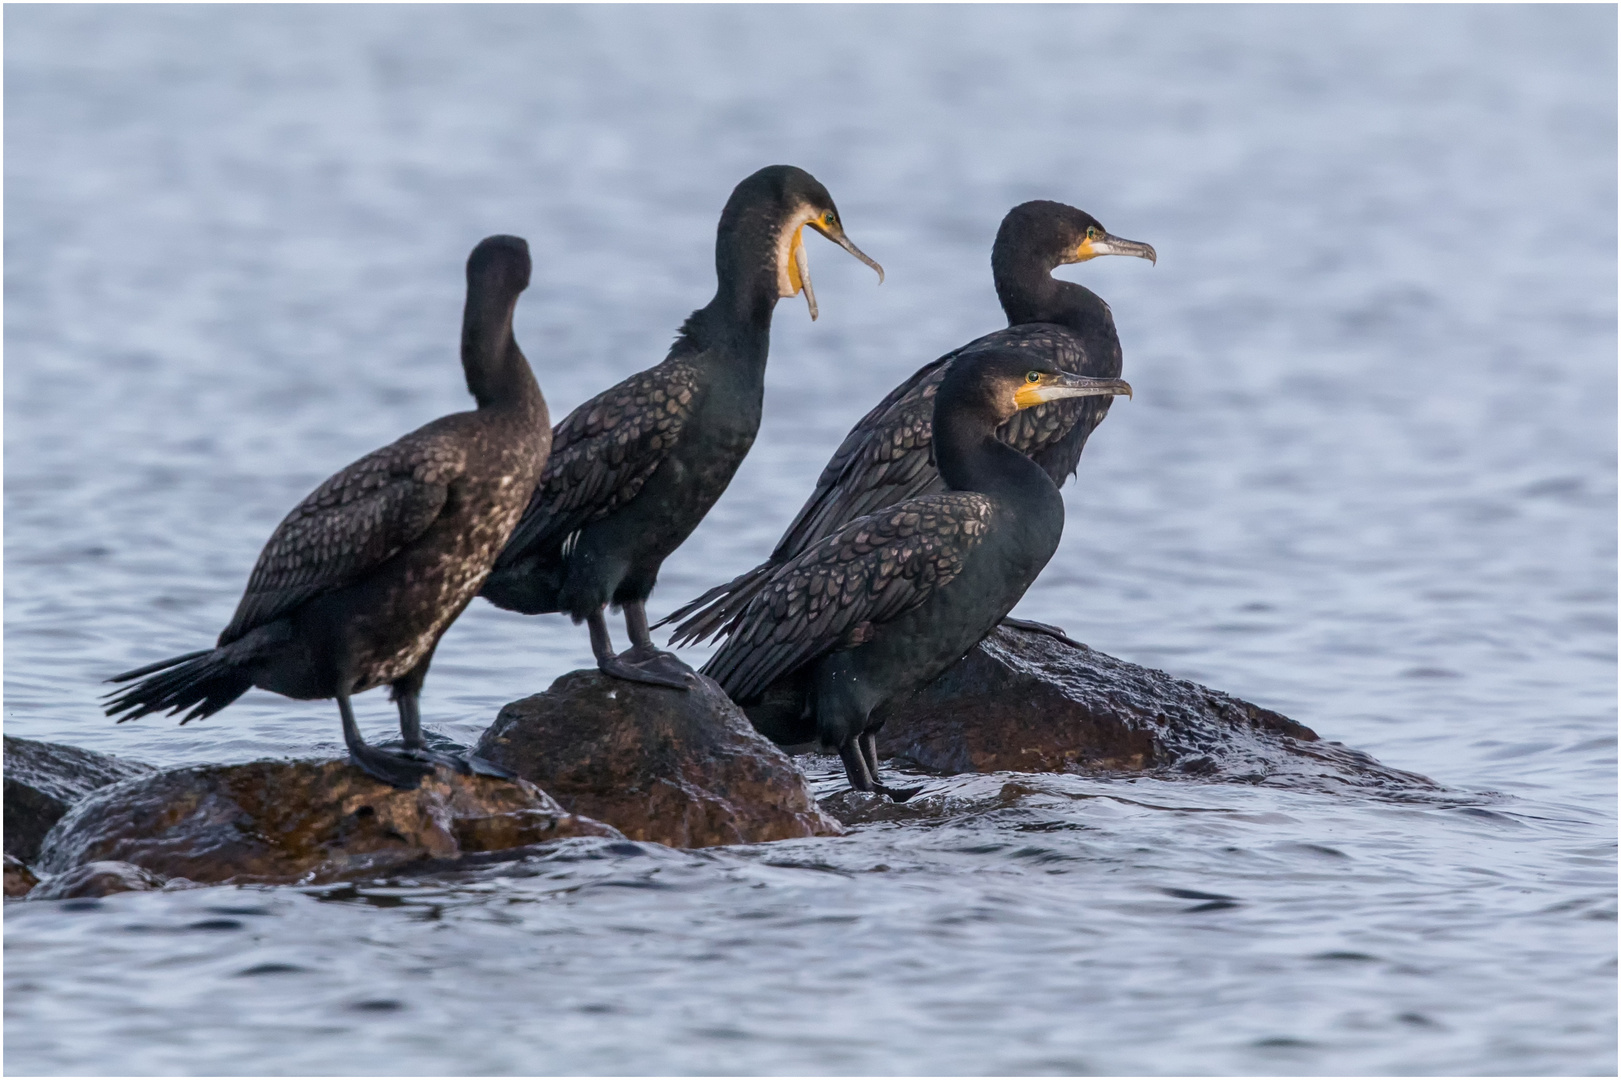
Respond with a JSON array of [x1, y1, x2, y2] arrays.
[[995, 201, 1157, 273], [466, 234, 532, 297], [943, 345, 1133, 425], [719, 165, 883, 321]]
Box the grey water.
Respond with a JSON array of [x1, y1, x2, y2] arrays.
[[4, 5, 1614, 1075]]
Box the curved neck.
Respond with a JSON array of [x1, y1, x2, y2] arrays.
[[671, 228, 782, 370], [934, 402, 1058, 506], [462, 291, 541, 410], [709, 224, 783, 334], [993, 253, 1111, 337]]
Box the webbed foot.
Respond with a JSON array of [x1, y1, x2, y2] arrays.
[[1000, 616, 1083, 649], [348, 743, 437, 790], [402, 747, 516, 780], [600, 646, 697, 691], [839, 739, 925, 803]]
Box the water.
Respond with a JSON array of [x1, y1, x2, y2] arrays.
[[4, 6, 1614, 1074]]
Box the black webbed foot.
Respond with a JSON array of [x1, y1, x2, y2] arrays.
[[348, 743, 437, 790], [401, 747, 517, 781], [1000, 616, 1083, 649], [600, 647, 697, 691], [838, 739, 924, 803]]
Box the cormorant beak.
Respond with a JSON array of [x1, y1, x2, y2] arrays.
[[1073, 232, 1157, 266], [807, 218, 885, 284], [1014, 372, 1133, 410], [783, 215, 884, 322]]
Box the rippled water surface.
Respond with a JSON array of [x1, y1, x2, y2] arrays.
[[5, 6, 1615, 1075]]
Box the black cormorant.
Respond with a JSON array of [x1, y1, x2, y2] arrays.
[[479, 165, 882, 689], [663, 201, 1152, 647], [105, 235, 550, 789], [702, 345, 1132, 799]]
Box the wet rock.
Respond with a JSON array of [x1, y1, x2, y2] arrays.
[[35, 759, 621, 887], [874, 626, 1439, 794], [29, 861, 166, 901], [4, 735, 157, 863], [4, 854, 40, 898], [476, 670, 843, 848]]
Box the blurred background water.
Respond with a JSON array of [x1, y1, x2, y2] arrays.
[[4, 5, 1615, 1075]]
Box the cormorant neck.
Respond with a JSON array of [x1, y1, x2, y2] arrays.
[[993, 255, 1110, 337], [462, 292, 541, 411], [709, 248, 781, 334], [934, 403, 1056, 503], [674, 282, 774, 369]]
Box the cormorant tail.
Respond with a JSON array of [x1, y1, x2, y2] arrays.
[[104, 649, 253, 725], [657, 561, 779, 647]]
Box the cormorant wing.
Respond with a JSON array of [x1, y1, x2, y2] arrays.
[[217, 437, 459, 645], [771, 324, 1094, 563], [703, 491, 994, 704], [769, 355, 954, 562], [496, 359, 702, 566]]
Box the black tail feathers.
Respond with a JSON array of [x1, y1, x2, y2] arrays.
[[104, 649, 253, 725], [656, 562, 779, 648]]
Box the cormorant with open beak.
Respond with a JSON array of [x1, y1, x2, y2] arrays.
[[481, 165, 883, 689]]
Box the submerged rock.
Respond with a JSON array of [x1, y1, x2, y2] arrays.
[[4, 735, 157, 863], [874, 626, 1438, 795], [476, 670, 843, 848], [4, 853, 40, 898], [34, 759, 620, 889], [29, 860, 166, 901]]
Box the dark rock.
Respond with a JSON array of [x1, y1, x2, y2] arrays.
[[476, 670, 843, 848], [30, 861, 165, 901], [4, 735, 157, 863], [4, 853, 40, 898], [35, 759, 621, 887], [874, 626, 1439, 794]]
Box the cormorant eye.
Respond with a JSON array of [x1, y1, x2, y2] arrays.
[[1026, 371, 1042, 384], [824, 211, 836, 227], [1086, 226, 1100, 241]]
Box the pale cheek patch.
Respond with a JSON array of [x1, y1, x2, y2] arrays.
[[776, 205, 819, 298]]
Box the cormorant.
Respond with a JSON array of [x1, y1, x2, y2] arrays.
[[479, 165, 882, 689], [104, 235, 550, 789], [701, 346, 1132, 799], [662, 201, 1153, 647]]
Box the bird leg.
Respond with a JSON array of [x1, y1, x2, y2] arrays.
[[623, 600, 698, 674], [859, 729, 881, 779], [397, 684, 425, 750], [391, 682, 514, 781], [1000, 616, 1084, 649], [840, 734, 923, 804], [838, 739, 877, 793], [589, 606, 694, 691], [340, 688, 434, 790]]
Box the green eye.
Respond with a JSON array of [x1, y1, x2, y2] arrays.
[[1026, 371, 1042, 384], [824, 211, 836, 227], [1086, 226, 1100, 241]]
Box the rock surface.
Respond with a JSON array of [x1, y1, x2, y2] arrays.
[[476, 670, 843, 848], [4, 735, 157, 862], [4, 853, 40, 898], [873, 626, 1438, 794], [28, 861, 166, 901], [35, 758, 620, 889]]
